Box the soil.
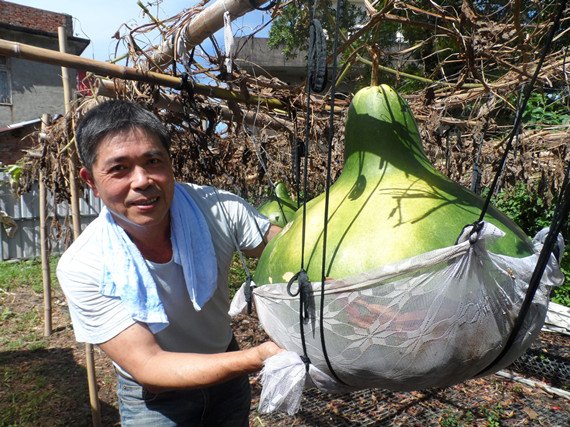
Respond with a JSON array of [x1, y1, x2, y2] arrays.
[[1, 285, 568, 426]]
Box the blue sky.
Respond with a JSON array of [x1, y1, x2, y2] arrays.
[[9, 1, 272, 61]]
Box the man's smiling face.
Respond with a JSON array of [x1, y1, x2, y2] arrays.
[[80, 126, 175, 238]]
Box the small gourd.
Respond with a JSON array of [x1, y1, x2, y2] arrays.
[[257, 182, 298, 227]]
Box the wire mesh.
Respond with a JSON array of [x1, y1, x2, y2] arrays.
[[254, 332, 569, 426]]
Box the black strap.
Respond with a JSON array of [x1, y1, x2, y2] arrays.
[[477, 159, 570, 376], [477, 0, 567, 223], [315, 0, 349, 387], [247, 0, 278, 11], [287, 270, 315, 364], [471, 0, 567, 375], [308, 19, 328, 93], [177, 72, 193, 94]]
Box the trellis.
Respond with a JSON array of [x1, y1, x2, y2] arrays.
[[0, 0, 569, 424]]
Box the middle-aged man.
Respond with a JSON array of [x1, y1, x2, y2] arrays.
[[57, 99, 282, 426]]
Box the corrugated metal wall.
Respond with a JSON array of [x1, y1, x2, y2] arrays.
[[0, 173, 101, 260]]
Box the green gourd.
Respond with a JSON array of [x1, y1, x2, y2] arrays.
[[257, 182, 298, 227], [254, 85, 534, 285]]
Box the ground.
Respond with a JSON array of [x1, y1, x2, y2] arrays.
[[1, 284, 568, 426]]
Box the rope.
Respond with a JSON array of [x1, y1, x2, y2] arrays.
[[472, 0, 568, 374], [315, 0, 349, 386], [477, 159, 570, 376], [287, 0, 318, 371]]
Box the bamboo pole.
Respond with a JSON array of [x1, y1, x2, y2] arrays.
[[147, 0, 267, 69], [39, 114, 52, 337], [0, 38, 286, 110], [59, 28, 82, 239], [58, 27, 102, 427]]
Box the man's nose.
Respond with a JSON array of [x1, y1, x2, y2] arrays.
[[132, 166, 152, 188]]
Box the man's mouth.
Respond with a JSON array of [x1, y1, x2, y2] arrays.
[[132, 197, 158, 206]]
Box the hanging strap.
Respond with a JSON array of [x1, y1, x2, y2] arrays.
[[313, 0, 350, 386], [473, 0, 568, 374], [477, 0, 567, 223], [477, 160, 570, 376], [308, 19, 328, 93]]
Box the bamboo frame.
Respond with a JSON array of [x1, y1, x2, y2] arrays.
[[39, 114, 52, 337], [58, 27, 102, 427], [0, 38, 286, 110], [95, 78, 294, 134]]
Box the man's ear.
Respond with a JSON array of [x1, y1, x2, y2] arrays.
[[79, 167, 99, 196]]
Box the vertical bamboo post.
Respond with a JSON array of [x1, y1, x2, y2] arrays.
[[40, 114, 52, 337], [58, 26, 102, 427]]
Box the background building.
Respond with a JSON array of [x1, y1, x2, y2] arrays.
[[0, 0, 89, 128]]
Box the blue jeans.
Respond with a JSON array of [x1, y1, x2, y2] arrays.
[[116, 339, 252, 426]]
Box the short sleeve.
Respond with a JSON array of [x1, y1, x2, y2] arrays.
[[56, 222, 135, 344]]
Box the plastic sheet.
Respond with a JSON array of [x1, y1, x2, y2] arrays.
[[231, 223, 564, 414]]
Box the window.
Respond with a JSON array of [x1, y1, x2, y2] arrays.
[[0, 56, 12, 105]]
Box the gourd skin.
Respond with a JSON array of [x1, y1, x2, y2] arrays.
[[254, 85, 534, 285], [257, 182, 298, 227]]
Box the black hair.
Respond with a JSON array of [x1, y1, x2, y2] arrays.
[[75, 100, 171, 170]]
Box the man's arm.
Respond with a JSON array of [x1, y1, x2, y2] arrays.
[[243, 224, 281, 258], [99, 322, 280, 393]]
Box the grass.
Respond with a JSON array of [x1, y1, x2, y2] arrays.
[[228, 253, 259, 298], [0, 255, 115, 426], [0, 257, 60, 353], [0, 257, 59, 294]]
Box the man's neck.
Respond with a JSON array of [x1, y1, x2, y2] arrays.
[[133, 236, 173, 263], [113, 216, 173, 263]]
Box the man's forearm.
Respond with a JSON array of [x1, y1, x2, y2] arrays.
[[134, 344, 275, 392]]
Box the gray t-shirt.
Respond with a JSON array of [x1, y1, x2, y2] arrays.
[[57, 183, 270, 356]]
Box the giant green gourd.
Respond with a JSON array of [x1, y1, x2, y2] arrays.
[[254, 85, 534, 285], [257, 182, 298, 227]]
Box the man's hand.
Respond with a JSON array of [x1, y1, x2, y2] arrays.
[[254, 341, 284, 362], [99, 322, 283, 392]]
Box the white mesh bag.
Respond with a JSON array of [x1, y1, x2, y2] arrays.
[[232, 222, 564, 414]]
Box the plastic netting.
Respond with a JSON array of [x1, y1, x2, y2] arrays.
[[231, 222, 564, 414]]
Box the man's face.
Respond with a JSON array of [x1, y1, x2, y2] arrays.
[[80, 127, 175, 238]]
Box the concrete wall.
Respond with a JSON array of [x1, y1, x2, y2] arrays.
[[233, 37, 307, 84], [0, 54, 73, 126]]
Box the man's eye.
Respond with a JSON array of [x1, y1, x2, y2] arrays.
[[110, 165, 126, 172], [149, 158, 160, 165]]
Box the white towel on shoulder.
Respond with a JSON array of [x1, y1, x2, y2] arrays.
[[99, 183, 218, 333]]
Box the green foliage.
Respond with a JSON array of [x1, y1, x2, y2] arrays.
[[1, 163, 23, 192], [488, 183, 570, 306], [482, 403, 503, 427], [522, 92, 570, 128], [228, 253, 258, 299], [268, 1, 365, 59], [0, 257, 59, 293]]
